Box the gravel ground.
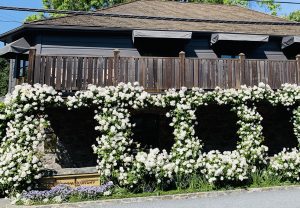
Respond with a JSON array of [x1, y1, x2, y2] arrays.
[[1, 186, 300, 208]]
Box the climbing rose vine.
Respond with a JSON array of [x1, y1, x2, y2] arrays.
[[0, 84, 63, 194], [1, 82, 300, 194]]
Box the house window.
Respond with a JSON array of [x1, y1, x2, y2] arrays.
[[14, 59, 28, 78], [221, 55, 239, 59]]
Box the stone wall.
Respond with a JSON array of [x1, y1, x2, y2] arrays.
[[43, 107, 98, 174]]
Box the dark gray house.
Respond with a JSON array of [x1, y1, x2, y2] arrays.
[[0, 0, 300, 92], [1, 0, 300, 176]]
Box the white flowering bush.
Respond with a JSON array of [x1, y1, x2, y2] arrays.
[[269, 148, 300, 181], [134, 148, 174, 189], [163, 86, 267, 185], [66, 84, 109, 109], [2, 82, 300, 194], [293, 106, 300, 144], [90, 83, 154, 188], [0, 84, 63, 194], [271, 84, 300, 106], [235, 104, 267, 165], [265, 84, 300, 182], [164, 88, 203, 176], [197, 150, 249, 183]]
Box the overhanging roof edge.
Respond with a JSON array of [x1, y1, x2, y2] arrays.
[[211, 33, 269, 45], [282, 36, 300, 49], [132, 29, 192, 42]]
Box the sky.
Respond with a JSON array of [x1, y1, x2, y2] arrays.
[[0, 0, 300, 47]]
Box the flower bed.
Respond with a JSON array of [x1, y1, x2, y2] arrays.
[[1, 82, 300, 196], [14, 181, 113, 205]]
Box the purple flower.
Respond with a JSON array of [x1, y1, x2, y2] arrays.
[[20, 181, 114, 202], [73, 181, 114, 199]]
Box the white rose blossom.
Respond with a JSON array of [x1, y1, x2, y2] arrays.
[[1, 82, 300, 194]]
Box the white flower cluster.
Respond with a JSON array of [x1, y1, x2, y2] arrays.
[[164, 88, 203, 175], [235, 105, 267, 165], [272, 84, 300, 106], [134, 148, 174, 183], [2, 82, 300, 193], [197, 150, 249, 183], [293, 106, 300, 144], [160, 86, 266, 184], [269, 148, 300, 181], [66, 85, 108, 109], [0, 84, 63, 193], [90, 83, 152, 187]]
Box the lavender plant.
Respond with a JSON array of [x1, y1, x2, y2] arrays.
[[15, 181, 113, 205]]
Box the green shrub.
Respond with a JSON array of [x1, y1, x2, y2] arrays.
[[0, 58, 9, 96]]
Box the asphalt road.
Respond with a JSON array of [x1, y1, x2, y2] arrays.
[[99, 188, 300, 208], [1, 187, 300, 208]]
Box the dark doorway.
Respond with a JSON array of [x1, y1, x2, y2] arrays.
[[46, 107, 98, 168], [130, 107, 174, 152], [257, 103, 298, 155], [195, 104, 239, 152]]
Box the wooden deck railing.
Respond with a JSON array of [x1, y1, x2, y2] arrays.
[[27, 49, 300, 91]]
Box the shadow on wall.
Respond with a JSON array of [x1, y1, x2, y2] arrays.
[[195, 104, 239, 153], [257, 102, 298, 156], [43, 102, 299, 169], [130, 107, 174, 152], [194, 103, 298, 155], [45, 107, 99, 168]]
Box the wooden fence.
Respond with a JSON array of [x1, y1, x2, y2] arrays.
[[26, 49, 300, 92]]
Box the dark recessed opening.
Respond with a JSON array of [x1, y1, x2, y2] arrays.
[[212, 41, 265, 59], [130, 107, 174, 152], [134, 38, 188, 57], [195, 104, 239, 152], [283, 43, 300, 59], [257, 102, 298, 155], [46, 107, 98, 168]]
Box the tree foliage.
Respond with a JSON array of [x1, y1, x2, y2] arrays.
[[287, 10, 300, 22], [0, 58, 9, 97], [25, 0, 280, 22]]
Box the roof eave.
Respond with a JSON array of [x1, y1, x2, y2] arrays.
[[0, 24, 135, 42], [0, 25, 27, 42], [0, 23, 293, 43]]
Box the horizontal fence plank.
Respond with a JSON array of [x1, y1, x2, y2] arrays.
[[32, 55, 299, 92]]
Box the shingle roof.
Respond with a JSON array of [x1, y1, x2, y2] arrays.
[[24, 0, 300, 36]]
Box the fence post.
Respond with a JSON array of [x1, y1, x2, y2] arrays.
[[179, 51, 185, 86], [27, 47, 36, 85], [113, 49, 120, 86], [297, 54, 300, 85], [239, 53, 245, 86]]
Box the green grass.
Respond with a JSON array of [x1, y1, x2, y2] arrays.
[[16, 173, 300, 206], [249, 170, 292, 188], [21, 181, 300, 206]]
